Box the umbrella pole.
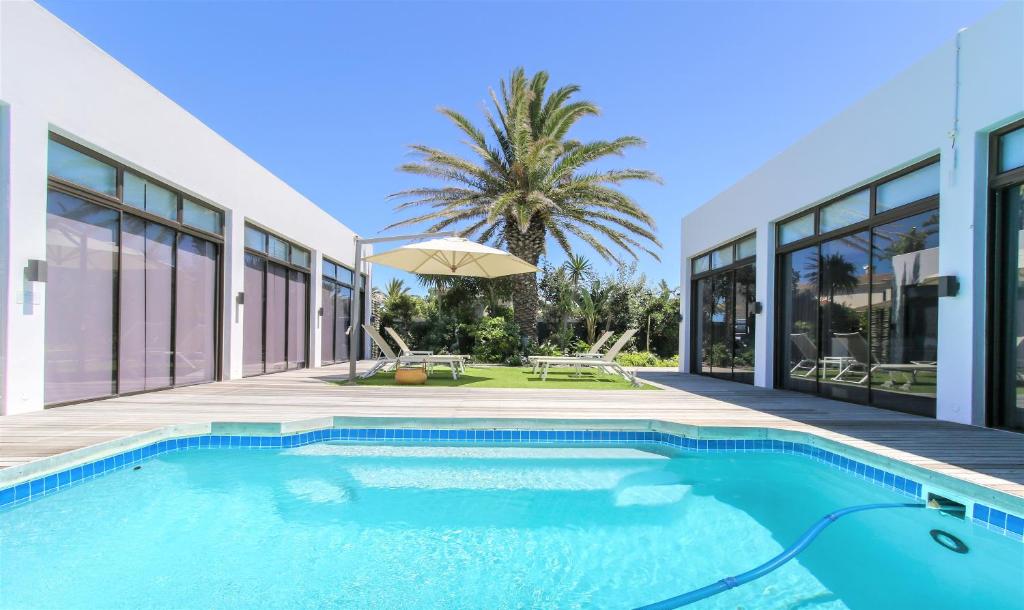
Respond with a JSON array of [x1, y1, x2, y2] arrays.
[[348, 237, 364, 384]]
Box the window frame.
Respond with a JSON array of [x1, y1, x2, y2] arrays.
[[242, 225, 312, 377], [322, 256, 355, 287], [771, 158, 941, 416], [690, 233, 756, 280], [48, 133, 225, 244], [44, 134, 225, 407], [775, 156, 941, 255], [986, 117, 1024, 431]]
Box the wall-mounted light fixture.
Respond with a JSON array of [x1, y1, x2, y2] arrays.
[[922, 275, 959, 297], [753, 301, 764, 314], [25, 260, 46, 282]]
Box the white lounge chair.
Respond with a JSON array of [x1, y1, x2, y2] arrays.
[[789, 333, 819, 377], [385, 327, 469, 372], [532, 329, 639, 384], [831, 332, 936, 390], [527, 330, 614, 367], [361, 325, 465, 380]]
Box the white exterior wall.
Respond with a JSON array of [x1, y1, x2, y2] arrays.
[[0, 2, 371, 414], [679, 3, 1024, 426]]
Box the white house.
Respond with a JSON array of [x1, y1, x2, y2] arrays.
[[679, 2, 1024, 432], [0, 2, 371, 414]]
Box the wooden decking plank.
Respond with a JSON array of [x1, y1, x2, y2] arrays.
[[0, 364, 1020, 499]]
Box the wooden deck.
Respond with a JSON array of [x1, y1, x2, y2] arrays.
[[2, 364, 1022, 499]]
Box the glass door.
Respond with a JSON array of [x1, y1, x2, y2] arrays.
[[690, 246, 757, 385], [995, 183, 1024, 431]]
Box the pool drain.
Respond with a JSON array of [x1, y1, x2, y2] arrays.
[[929, 529, 968, 554]]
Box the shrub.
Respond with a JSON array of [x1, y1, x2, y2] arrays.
[[616, 351, 679, 367], [471, 317, 522, 363], [616, 351, 658, 367]]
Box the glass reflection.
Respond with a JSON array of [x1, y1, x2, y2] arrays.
[[733, 265, 756, 384], [779, 246, 818, 393], [692, 265, 755, 384], [869, 212, 939, 412], [999, 184, 1024, 431], [816, 232, 870, 403]]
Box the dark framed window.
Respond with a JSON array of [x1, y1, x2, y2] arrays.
[[690, 234, 757, 384], [988, 119, 1024, 432], [242, 225, 311, 376], [775, 157, 940, 417], [320, 257, 355, 365], [44, 134, 224, 407]]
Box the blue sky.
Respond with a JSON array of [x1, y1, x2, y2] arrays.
[[40, 0, 999, 293]]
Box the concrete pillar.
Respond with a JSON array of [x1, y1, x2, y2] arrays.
[[2, 108, 48, 414], [754, 223, 775, 389]]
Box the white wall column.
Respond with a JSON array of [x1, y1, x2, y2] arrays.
[[311, 252, 322, 368], [678, 219, 691, 373], [934, 129, 986, 426], [2, 109, 48, 414], [753, 223, 775, 389], [224, 211, 245, 380]]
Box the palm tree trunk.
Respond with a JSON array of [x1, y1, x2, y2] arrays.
[[504, 217, 545, 344]]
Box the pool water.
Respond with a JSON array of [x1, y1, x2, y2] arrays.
[[0, 444, 1021, 609]]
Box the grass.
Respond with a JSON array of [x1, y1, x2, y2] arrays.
[[354, 365, 659, 390]]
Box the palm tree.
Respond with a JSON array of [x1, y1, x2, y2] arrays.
[[563, 254, 593, 290], [808, 253, 860, 307], [577, 281, 610, 344], [387, 68, 661, 342], [383, 278, 410, 301]]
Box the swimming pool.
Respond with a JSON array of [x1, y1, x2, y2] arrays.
[[0, 425, 1021, 609]]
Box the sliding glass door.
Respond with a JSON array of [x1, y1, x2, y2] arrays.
[[45, 192, 221, 405], [44, 192, 120, 404], [776, 159, 939, 416], [320, 259, 353, 365], [44, 136, 224, 406], [242, 225, 310, 376], [991, 122, 1024, 432], [690, 236, 756, 384]]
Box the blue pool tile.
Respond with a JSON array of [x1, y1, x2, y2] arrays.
[[15, 483, 30, 500], [43, 474, 58, 492], [199, 436, 210, 448], [30, 478, 44, 495], [989, 509, 1007, 529], [103, 457, 116, 472], [973, 504, 989, 521], [58, 470, 70, 486], [70, 467, 83, 483], [0, 486, 15, 506], [1006, 514, 1024, 536]]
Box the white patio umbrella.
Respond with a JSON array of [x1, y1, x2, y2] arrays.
[[363, 236, 538, 277], [347, 234, 537, 382]]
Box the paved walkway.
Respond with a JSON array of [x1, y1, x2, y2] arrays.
[[2, 364, 1022, 499]]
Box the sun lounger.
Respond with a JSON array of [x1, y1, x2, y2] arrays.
[[362, 325, 465, 380], [531, 329, 639, 384], [384, 327, 468, 373], [528, 330, 614, 367]]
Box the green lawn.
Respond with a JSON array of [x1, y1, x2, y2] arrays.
[[353, 365, 659, 390]]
